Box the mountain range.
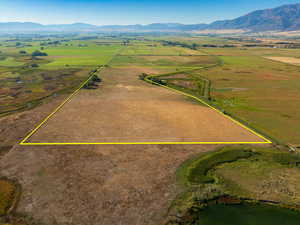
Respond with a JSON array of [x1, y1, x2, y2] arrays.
[[1, 3, 300, 33]]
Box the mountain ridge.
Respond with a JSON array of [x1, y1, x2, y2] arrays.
[[1, 3, 300, 33]]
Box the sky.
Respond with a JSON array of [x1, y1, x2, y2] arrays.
[[0, 0, 299, 25]]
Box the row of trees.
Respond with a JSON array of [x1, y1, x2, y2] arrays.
[[161, 40, 198, 50]]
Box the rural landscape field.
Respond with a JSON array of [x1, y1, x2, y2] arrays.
[[1, 1, 300, 225]]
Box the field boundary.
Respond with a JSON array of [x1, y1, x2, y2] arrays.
[[20, 46, 271, 145], [20, 70, 271, 145]]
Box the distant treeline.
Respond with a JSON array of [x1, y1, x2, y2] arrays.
[[160, 40, 236, 49], [161, 40, 300, 49], [160, 40, 198, 50]]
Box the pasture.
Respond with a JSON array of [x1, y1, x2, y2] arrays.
[[201, 53, 300, 144], [119, 43, 203, 55], [0, 38, 122, 115]]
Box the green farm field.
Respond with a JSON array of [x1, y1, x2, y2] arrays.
[[110, 55, 217, 70], [119, 43, 203, 55], [200, 52, 300, 144], [0, 38, 122, 116]]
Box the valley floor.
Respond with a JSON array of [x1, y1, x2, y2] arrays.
[[0, 66, 265, 225]]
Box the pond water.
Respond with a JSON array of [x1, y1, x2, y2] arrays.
[[196, 203, 300, 225]]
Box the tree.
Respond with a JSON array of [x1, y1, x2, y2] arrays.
[[31, 50, 48, 57], [191, 43, 197, 50], [31, 63, 39, 68]]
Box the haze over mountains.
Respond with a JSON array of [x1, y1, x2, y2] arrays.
[[1, 3, 300, 33]]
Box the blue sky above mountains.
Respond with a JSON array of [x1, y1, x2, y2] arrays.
[[1, 0, 299, 25]]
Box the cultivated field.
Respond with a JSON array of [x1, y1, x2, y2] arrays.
[[119, 43, 202, 55]]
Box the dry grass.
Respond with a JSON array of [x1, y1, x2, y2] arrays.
[[0, 179, 17, 215], [264, 56, 300, 65], [26, 67, 263, 143]]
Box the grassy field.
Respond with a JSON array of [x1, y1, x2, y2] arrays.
[[0, 38, 122, 115], [119, 43, 202, 55], [111, 55, 216, 71], [21, 41, 122, 69], [200, 53, 300, 144]]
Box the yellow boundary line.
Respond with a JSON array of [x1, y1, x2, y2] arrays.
[[21, 142, 269, 145], [20, 51, 271, 145]]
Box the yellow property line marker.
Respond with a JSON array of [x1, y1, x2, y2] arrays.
[[20, 142, 269, 145], [19, 59, 271, 145]]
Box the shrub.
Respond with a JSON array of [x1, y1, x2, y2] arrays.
[[31, 63, 39, 68], [0, 179, 17, 215], [91, 75, 101, 83], [83, 75, 101, 89], [139, 73, 148, 80], [148, 76, 166, 85], [272, 152, 300, 166]]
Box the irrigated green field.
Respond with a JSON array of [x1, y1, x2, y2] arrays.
[[200, 51, 300, 144], [0, 38, 122, 115], [119, 43, 202, 55], [111, 55, 216, 70]]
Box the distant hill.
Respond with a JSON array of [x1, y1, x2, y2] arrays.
[[0, 22, 208, 33], [206, 3, 300, 31], [1, 3, 300, 33], [0, 22, 98, 32]]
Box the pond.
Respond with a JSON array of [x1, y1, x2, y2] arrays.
[[196, 202, 300, 225]]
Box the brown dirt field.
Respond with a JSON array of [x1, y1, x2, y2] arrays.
[[26, 67, 263, 143], [264, 56, 300, 65]]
